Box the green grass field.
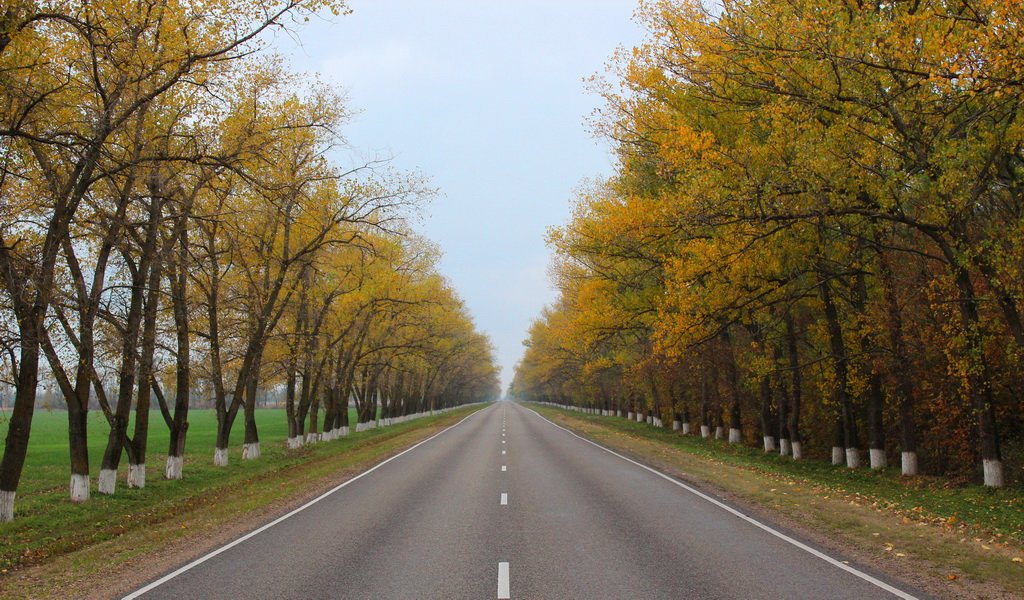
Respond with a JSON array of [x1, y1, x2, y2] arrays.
[[0, 405, 402, 573], [0, 408, 365, 497]]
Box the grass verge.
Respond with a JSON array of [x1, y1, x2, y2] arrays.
[[530, 404, 1024, 600], [0, 405, 483, 598]]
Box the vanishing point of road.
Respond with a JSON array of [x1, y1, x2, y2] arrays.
[[124, 402, 925, 599]]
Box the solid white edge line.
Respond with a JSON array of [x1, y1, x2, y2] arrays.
[[497, 561, 511, 599], [123, 405, 493, 599], [523, 405, 918, 600]]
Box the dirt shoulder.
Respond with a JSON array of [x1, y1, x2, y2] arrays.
[[533, 405, 1024, 600]]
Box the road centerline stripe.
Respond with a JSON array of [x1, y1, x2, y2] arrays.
[[500, 492, 508, 505], [497, 561, 510, 599]]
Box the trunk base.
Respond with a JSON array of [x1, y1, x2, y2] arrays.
[[305, 433, 319, 444], [779, 438, 791, 456], [672, 420, 681, 431], [627, 412, 635, 421], [832, 446, 844, 465], [763, 436, 776, 452], [97, 469, 116, 495], [165, 455, 183, 480], [700, 425, 710, 438], [791, 441, 803, 460], [242, 442, 260, 460], [286, 436, 302, 449], [869, 448, 887, 470], [127, 463, 145, 489], [900, 452, 917, 476], [846, 448, 861, 469], [213, 447, 229, 467], [983, 459, 1004, 488], [0, 490, 14, 522], [728, 428, 742, 444], [681, 423, 691, 435], [71, 473, 91, 501]]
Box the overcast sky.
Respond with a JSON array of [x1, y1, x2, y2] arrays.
[[273, 1, 646, 390]]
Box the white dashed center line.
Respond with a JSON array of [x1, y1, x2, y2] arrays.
[[501, 465, 507, 472], [500, 493, 508, 505], [497, 562, 510, 599]]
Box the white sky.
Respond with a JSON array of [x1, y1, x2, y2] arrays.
[[272, 1, 646, 390]]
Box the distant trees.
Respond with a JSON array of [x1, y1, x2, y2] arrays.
[[0, 0, 499, 521], [513, 0, 1024, 487]]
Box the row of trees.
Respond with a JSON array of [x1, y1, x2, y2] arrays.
[[512, 0, 1023, 487], [0, 0, 499, 521]]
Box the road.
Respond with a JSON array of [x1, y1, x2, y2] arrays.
[[125, 402, 923, 599]]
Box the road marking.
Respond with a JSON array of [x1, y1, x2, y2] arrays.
[[501, 465, 507, 471], [502, 450, 506, 455], [525, 405, 919, 600], [500, 492, 508, 505], [123, 405, 493, 600], [497, 562, 510, 599], [502, 440, 506, 444]]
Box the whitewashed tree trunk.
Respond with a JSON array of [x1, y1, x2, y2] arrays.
[[98, 469, 116, 495], [831, 446, 844, 465], [729, 428, 741, 443], [71, 474, 91, 501], [900, 451, 917, 476], [242, 442, 260, 460], [165, 456, 183, 480], [791, 441, 803, 460], [763, 436, 776, 452], [127, 463, 145, 489], [0, 491, 14, 522], [627, 412, 635, 421], [846, 448, 861, 468], [983, 459, 1004, 487], [213, 447, 229, 466], [700, 425, 710, 438], [779, 438, 791, 456], [869, 449, 887, 470], [672, 420, 681, 431], [341, 426, 349, 436], [305, 433, 319, 445], [682, 423, 691, 435], [715, 426, 724, 439]]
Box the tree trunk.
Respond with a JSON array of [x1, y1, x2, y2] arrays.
[[820, 278, 860, 468], [242, 345, 263, 460], [879, 254, 918, 475], [785, 313, 803, 459], [951, 264, 1003, 486]]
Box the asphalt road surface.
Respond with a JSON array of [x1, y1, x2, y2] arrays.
[[125, 402, 924, 600]]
